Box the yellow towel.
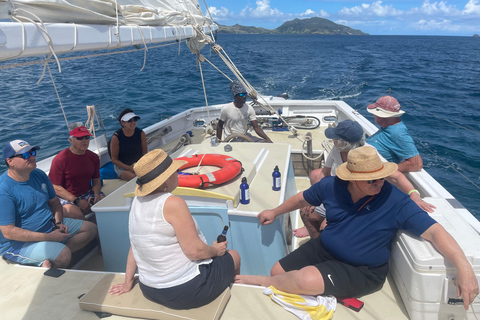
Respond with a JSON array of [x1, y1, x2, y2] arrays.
[[263, 286, 336, 320]]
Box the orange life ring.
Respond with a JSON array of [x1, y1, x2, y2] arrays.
[[175, 154, 243, 189]]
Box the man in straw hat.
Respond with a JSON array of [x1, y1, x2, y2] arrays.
[[237, 146, 478, 309], [110, 149, 240, 309], [366, 95, 423, 172], [216, 80, 272, 143]]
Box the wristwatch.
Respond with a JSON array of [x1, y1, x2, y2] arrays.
[[56, 221, 63, 225], [73, 197, 80, 205]]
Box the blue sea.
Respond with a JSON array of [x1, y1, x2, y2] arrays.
[[1, 34, 480, 220]]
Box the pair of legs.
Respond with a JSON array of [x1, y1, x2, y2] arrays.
[[294, 168, 328, 238], [60, 190, 106, 220], [114, 164, 136, 181], [3, 218, 97, 268], [235, 237, 387, 298]]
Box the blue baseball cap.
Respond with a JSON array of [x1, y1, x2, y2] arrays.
[[3, 140, 40, 161], [325, 120, 364, 143]]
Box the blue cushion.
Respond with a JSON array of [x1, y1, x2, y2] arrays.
[[100, 162, 118, 180]]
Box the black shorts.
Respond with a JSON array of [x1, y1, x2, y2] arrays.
[[139, 252, 235, 309], [279, 237, 388, 298]]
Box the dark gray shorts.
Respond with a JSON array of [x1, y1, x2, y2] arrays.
[[279, 237, 388, 298], [139, 252, 235, 309]]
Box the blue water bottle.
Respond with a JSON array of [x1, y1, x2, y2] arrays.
[[240, 177, 250, 205], [272, 165, 281, 191]]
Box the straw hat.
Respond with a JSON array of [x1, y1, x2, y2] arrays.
[[336, 146, 398, 181], [134, 149, 187, 197]]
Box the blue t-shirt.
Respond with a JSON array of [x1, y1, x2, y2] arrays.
[[366, 121, 419, 163], [303, 176, 436, 267], [0, 169, 56, 255]]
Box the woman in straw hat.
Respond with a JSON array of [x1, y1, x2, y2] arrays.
[[237, 146, 477, 309], [109, 149, 241, 309], [294, 119, 435, 239]]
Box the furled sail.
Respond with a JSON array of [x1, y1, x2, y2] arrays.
[[0, 0, 216, 60], [0, 0, 212, 26]]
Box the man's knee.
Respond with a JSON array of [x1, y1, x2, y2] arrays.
[[63, 204, 85, 220], [271, 261, 285, 276], [80, 221, 98, 240], [52, 247, 71, 268], [309, 169, 322, 184]]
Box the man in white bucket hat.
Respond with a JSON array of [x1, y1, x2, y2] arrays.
[[238, 146, 478, 310], [366, 96, 423, 173]]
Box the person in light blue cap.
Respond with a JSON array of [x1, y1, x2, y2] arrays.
[[216, 80, 272, 143], [294, 119, 435, 239]]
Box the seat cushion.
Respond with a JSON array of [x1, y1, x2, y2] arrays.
[[79, 273, 230, 320]]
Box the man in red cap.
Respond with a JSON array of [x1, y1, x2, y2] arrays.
[[366, 96, 423, 173], [49, 123, 105, 219]]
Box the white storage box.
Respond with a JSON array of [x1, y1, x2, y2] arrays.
[[390, 198, 480, 320]]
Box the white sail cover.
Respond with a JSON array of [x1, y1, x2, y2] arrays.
[[0, 0, 212, 26]]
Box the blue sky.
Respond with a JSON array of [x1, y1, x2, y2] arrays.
[[203, 0, 480, 36]]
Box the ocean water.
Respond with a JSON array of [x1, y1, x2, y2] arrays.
[[1, 34, 480, 220]]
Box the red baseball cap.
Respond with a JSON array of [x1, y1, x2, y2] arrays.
[[70, 126, 93, 138], [367, 96, 405, 118]]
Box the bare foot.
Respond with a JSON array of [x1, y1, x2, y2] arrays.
[[42, 260, 52, 268], [293, 226, 310, 238]]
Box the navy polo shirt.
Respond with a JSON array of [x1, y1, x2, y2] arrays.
[[303, 176, 436, 267]]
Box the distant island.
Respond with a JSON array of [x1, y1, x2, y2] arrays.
[[217, 17, 368, 36]]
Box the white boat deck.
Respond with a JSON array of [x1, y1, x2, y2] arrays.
[[0, 255, 409, 320]]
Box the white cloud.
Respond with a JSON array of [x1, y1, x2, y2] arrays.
[[414, 19, 463, 31], [239, 0, 284, 19], [408, 1, 461, 16], [339, 1, 402, 17], [208, 6, 232, 20], [463, 0, 480, 14]]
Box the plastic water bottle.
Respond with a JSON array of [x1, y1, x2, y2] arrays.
[[240, 177, 250, 205], [217, 226, 229, 243], [272, 165, 281, 191]]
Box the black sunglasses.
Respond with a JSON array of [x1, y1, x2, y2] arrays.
[[75, 136, 91, 141], [12, 150, 36, 160], [237, 93, 247, 97], [367, 178, 385, 184]]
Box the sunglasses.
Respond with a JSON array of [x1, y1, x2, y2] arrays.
[[237, 93, 247, 97], [367, 178, 385, 184], [75, 136, 91, 140], [12, 150, 37, 160], [123, 117, 139, 123]]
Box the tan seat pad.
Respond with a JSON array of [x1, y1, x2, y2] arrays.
[[79, 274, 230, 320]]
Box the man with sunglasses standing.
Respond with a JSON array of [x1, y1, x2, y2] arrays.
[[0, 140, 97, 268], [49, 124, 105, 220], [216, 80, 272, 143]]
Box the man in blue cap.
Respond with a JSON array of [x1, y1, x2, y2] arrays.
[[216, 80, 272, 143], [0, 139, 97, 268]]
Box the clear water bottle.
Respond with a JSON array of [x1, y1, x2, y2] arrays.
[[272, 165, 281, 191], [217, 226, 229, 243], [240, 177, 250, 205]]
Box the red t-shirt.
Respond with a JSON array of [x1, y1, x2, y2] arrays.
[[49, 148, 100, 197]]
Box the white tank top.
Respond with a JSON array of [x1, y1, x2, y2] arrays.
[[129, 192, 212, 288]]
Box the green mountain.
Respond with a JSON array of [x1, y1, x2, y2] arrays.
[[217, 17, 368, 35]]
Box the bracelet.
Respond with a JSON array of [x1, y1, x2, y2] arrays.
[[56, 221, 63, 225], [408, 189, 419, 196], [73, 197, 80, 205]]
